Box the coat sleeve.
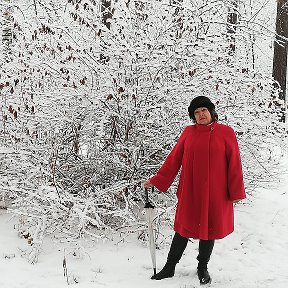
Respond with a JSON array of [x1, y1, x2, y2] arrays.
[[226, 127, 246, 201], [149, 127, 190, 192]]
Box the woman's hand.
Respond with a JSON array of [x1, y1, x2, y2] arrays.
[[143, 180, 154, 189], [233, 199, 241, 203]]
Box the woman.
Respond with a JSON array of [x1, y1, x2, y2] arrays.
[[143, 96, 246, 285]]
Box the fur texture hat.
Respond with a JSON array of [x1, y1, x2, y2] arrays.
[[188, 96, 215, 120]]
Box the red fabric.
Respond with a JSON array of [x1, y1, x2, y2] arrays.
[[150, 122, 246, 240]]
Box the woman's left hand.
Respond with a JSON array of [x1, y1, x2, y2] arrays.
[[233, 199, 242, 203]]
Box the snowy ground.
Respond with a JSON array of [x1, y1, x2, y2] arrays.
[[1, 162, 288, 288]]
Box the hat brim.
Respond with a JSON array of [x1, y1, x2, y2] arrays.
[[194, 101, 215, 110]]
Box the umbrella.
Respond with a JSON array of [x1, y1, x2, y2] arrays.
[[144, 187, 157, 276]]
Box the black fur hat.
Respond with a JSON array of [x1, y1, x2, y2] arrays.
[[188, 96, 215, 120]]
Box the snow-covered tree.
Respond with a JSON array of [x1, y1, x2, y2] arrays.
[[0, 0, 286, 262], [273, 0, 288, 104]]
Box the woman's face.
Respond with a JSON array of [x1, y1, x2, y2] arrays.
[[194, 107, 212, 125]]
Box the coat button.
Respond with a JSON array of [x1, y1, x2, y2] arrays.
[[210, 127, 214, 131]]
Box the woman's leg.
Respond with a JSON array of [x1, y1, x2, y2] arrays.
[[196, 239, 215, 285], [151, 232, 188, 280]]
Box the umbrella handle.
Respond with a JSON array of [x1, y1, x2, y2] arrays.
[[144, 188, 148, 203], [144, 187, 155, 209]]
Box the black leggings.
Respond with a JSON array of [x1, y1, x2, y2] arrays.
[[171, 233, 215, 268], [197, 239, 215, 268]]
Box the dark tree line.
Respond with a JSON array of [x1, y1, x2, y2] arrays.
[[273, 0, 288, 106]]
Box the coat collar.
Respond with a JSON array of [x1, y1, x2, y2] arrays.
[[194, 121, 217, 132]]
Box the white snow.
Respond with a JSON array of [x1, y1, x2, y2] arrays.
[[1, 159, 288, 288]]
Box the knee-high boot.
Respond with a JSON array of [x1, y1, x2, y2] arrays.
[[151, 232, 188, 280], [196, 239, 215, 285]]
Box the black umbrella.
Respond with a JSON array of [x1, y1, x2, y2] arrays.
[[144, 187, 156, 276]]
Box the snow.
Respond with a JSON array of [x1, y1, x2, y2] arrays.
[[1, 159, 288, 288]]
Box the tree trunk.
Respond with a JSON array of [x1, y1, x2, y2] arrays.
[[101, 0, 113, 30], [272, 0, 288, 102], [227, 0, 238, 53], [100, 0, 114, 63], [1, 3, 13, 61], [171, 0, 184, 39]]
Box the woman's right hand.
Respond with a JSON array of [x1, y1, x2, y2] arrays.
[[143, 179, 154, 189]]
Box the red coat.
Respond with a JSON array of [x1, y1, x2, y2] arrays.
[[150, 122, 246, 240]]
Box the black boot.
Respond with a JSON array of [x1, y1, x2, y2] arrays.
[[151, 232, 188, 280], [197, 267, 211, 285], [196, 239, 215, 285]]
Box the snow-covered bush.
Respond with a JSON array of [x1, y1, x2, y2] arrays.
[[0, 0, 286, 261]]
